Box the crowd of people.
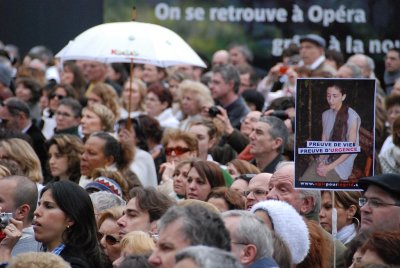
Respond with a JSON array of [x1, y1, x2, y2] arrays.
[[0, 33, 399, 268]]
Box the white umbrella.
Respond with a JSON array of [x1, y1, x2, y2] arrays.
[[56, 21, 206, 68]]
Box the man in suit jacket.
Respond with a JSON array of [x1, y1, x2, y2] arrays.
[[0, 97, 48, 182]]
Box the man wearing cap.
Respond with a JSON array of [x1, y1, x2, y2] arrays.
[[299, 34, 336, 76], [358, 173, 400, 232]]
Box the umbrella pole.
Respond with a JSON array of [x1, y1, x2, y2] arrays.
[[126, 6, 136, 131], [126, 59, 134, 130]]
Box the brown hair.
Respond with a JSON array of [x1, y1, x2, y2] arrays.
[[189, 160, 226, 189], [360, 231, 400, 265], [321, 190, 362, 226], [297, 220, 331, 268], [228, 159, 260, 174], [392, 115, 400, 146], [189, 118, 224, 144], [147, 83, 173, 108], [206, 186, 245, 210], [83, 103, 116, 133], [129, 187, 176, 222], [46, 134, 84, 183], [162, 129, 198, 155]]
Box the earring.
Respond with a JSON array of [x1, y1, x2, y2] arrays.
[[352, 217, 360, 229], [66, 225, 70, 229]]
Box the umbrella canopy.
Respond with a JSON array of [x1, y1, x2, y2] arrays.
[[56, 21, 206, 68]]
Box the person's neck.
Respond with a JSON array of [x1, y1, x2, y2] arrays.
[[58, 174, 70, 181], [255, 151, 279, 170], [218, 93, 238, 107]]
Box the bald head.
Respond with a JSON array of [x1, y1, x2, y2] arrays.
[[212, 50, 230, 67], [347, 54, 374, 78]]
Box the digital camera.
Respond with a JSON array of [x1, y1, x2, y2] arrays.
[[208, 106, 221, 117], [0, 212, 12, 229]]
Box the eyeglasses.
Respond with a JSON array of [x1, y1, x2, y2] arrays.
[[165, 146, 191, 156], [55, 111, 74, 118], [97, 232, 120, 245], [231, 241, 248, 246], [358, 197, 400, 208], [50, 93, 65, 100], [243, 189, 268, 198]]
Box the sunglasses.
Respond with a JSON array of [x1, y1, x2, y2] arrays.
[[50, 93, 65, 100], [165, 146, 191, 156], [97, 232, 120, 245]]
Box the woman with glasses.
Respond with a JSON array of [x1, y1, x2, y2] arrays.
[[97, 206, 124, 266], [41, 84, 76, 139], [46, 134, 84, 183], [319, 191, 361, 244], [54, 98, 82, 137], [158, 130, 198, 196]]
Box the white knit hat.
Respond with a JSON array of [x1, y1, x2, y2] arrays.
[[251, 200, 310, 264]]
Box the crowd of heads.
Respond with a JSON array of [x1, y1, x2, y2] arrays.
[[0, 35, 399, 268]]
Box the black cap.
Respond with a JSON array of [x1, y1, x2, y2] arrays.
[[299, 34, 326, 48], [358, 173, 400, 196]]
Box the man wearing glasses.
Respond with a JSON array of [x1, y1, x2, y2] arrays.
[[358, 173, 400, 232]]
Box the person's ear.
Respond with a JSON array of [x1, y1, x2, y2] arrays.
[[342, 94, 347, 101], [347, 204, 357, 219], [272, 137, 283, 151], [105, 155, 115, 166], [15, 204, 30, 221], [300, 195, 314, 215], [65, 216, 75, 229], [240, 244, 258, 266], [208, 136, 217, 149]]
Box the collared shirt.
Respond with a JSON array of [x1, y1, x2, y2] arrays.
[[52, 243, 66, 256], [308, 55, 326, 70]]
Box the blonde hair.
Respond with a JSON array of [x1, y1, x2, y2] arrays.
[[83, 103, 115, 132], [0, 164, 11, 178], [8, 252, 70, 268], [120, 231, 155, 255], [91, 83, 121, 119], [122, 78, 147, 112], [179, 80, 214, 112], [0, 138, 43, 183]]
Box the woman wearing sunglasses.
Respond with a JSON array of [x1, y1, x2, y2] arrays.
[[41, 84, 76, 139], [97, 206, 124, 266], [158, 130, 198, 196]]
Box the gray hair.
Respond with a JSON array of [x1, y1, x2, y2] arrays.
[[342, 62, 363, 78], [275, 161, 321, 221], [228, 43, 254, 63], [221, 210, 274, 260], [259, 116, 289, 154], [158, 204, 231, 251], [90, 191, 126, 213], [212, 64, 241, 94], [59, 98, 82, 118], [175, 245, 242, 268]]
